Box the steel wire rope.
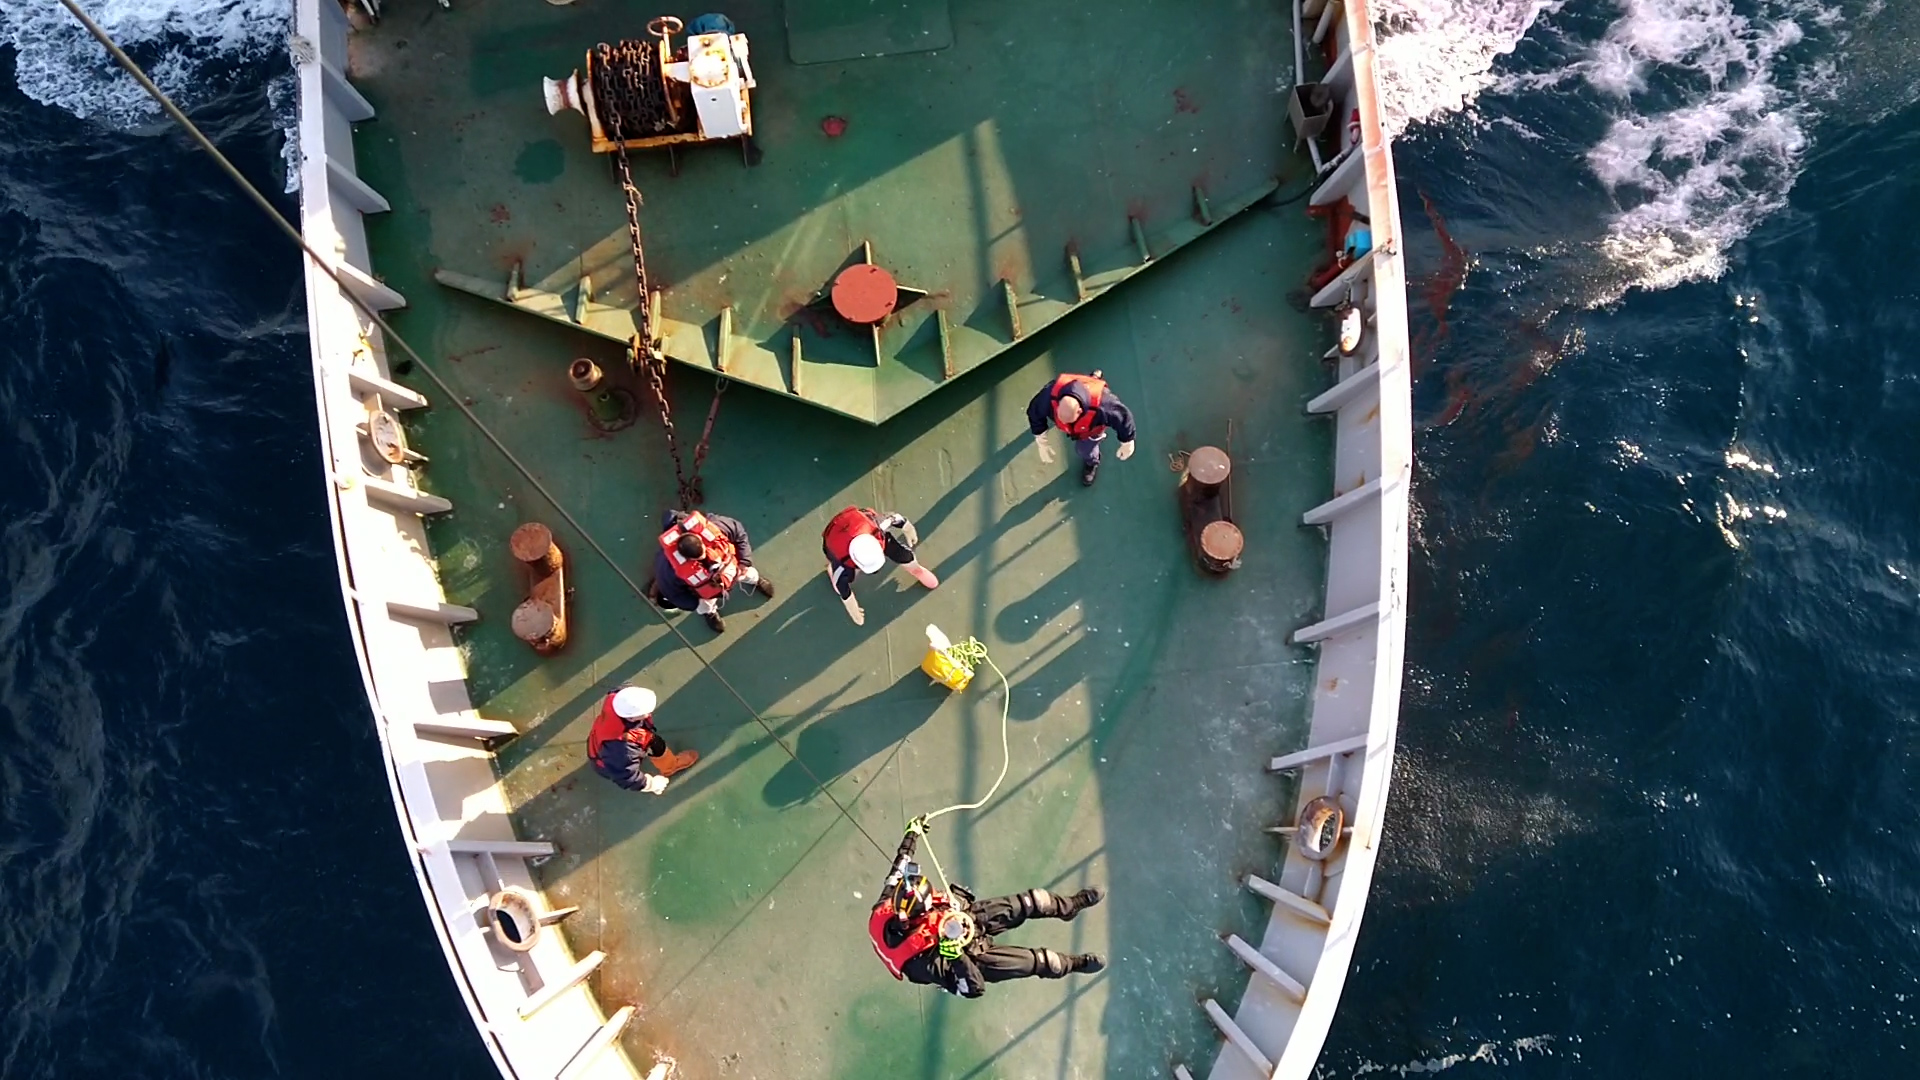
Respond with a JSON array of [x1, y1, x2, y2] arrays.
[[59, 0, 891, 858]]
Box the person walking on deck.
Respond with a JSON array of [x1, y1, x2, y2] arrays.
[[647, 507, 774, 634], [587, 686, 697, 794], [1027, 369, 1137, 486], [868, 819, 1105, 998], [821, 505, 938, 625]]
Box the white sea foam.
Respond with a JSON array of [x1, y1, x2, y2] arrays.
[[1371, 0, 1859, 302], [0, 2, 291, 122], [1343, 1032, 1568, 1075], [1581, 0, 1837, 298], [0, 1, 299, 190], [1370, 0, 1562, 134]]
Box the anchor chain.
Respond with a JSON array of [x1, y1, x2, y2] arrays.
[[599, 41, 724, 510]]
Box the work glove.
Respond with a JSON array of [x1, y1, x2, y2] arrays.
[[953, 952, 987, 998], [905, 815, 929, 836], [1033, 435, 1056, 465], [642, 774, 670, 795], [844, 595, 866, 626], [1116, 439, 1136, 461]]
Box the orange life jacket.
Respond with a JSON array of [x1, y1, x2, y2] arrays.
[[658, 511, 739, 599], [868, 901, 946, 979], [1049, 374, 1108, 439], [587, 693, 654, 771], [822, 506, 883, 569]]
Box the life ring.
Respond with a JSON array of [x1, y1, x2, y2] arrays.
[[1295, 796, 1346, 862]]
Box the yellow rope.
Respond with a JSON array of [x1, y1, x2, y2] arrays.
[[916, 645, 1010, 895]]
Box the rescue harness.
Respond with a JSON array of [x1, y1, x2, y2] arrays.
[[822, 506, 884, 569], [658, 510, 740, 599], [1048, 372, 1109, 439], [587, 693, 655, 775]]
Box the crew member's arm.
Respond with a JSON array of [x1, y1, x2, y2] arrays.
[[828, 560, 865, 624], [608, 739, 671, 795], [1100, 393, 1138, 460], [1025, 386, 1057, 464], [880, 827, 921, 891], [710, 513, 755, 566], [944, 951, 988, 999], [876, 512, 918, 557]]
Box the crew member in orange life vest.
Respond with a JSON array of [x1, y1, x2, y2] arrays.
[[587, 686, 698, 794], [821, 506, 938, 626], [648, 508, 773, 634], [1026, 370, 1137, 486], [869, 818, 1105, 998]]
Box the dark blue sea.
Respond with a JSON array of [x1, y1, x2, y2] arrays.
[[1, 1, 1915, 1078]]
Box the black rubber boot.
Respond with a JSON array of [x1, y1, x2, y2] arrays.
[[1034, 948, 1075, 978], [1062, 886, 1105, 921], [704, 610, 727, 633], [1081, 460, 1099, 486], [1071, 953, 1105, 974]]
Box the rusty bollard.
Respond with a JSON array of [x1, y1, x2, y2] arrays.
[[510, 522, 568, 653]]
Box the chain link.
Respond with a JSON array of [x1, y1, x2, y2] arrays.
[[596, 39, 724, 509]]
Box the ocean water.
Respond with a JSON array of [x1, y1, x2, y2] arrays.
[[0, 6, 495, 1077], [2, 1, 1917, 1078]]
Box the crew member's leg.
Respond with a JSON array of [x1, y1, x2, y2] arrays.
[[644, 730, 698, 775], [969, 887, 1105, 936], [972, 945, 1102, 983], [1075, 434, 1104, 485], [884, 528, 939, 589]]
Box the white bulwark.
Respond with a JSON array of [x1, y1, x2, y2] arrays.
[[292, 1, 645, 1077], [1192, 0, 1411, 1076]]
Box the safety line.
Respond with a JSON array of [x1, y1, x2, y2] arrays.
[[59, 0, 891, 858], [916, 648, 1013, 895]]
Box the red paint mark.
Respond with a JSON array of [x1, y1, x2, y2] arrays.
[[1305, 198, 1357, 291], [1172, 87, 1201, 114], [489, 203, 511, 225], [1410, 191, 1468, 371], [820, 115, 848, 137], [780, 299, 840, 338], [445, 345, 502, 365], [1429, 367, 1472, 427]]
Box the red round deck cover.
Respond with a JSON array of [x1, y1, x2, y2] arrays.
[[831, 263, 899, 325]]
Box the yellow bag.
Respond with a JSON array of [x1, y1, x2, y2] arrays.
[[920, 624, 975, 691], [921, 646, 974, 692]]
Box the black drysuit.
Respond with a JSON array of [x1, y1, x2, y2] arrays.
[[869, 831, 1094, 998]]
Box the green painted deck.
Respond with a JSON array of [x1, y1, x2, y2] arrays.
[[370, 0, 1291, 423], [348, 1, 1336, 1075]]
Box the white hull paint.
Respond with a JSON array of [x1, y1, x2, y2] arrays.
[[290, 2, 643, 1077], [1199, 1, 1411, 1076]]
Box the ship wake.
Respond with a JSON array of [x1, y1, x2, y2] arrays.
[[0, 0, 298, 189], [1373, 0, 1917, 303]]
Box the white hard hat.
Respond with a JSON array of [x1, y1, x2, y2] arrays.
[[611, 686, 656, 719], [849, 532, 885, 574]]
